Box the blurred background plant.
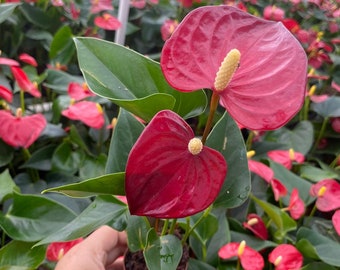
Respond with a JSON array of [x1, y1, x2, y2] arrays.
[[0, 0, 339, 269]]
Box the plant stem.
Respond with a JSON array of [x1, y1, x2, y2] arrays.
[[161, 219, 169, 236], [169, 218, 177, 234], [20, 90, 25, 114], [201, 92, 220, 145], [22, 148, 40, 183], [312, 117, 328, 152], [181, 206, 212, 244]]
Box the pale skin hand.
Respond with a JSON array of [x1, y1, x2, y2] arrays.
[[55, 226, 127, 270]]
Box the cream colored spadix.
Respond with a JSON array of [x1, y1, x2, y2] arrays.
[[188, 138, 203, 155], [214, 49, 241, 92]]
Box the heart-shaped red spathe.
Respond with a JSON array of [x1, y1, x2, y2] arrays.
[[160, 6, 307, 131], [125, 110, 227, 218], [0, 110, 46, 148]]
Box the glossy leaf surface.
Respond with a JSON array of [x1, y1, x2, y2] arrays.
[[125, 110, 227, 218], [161, 6, 307, 130], [74, 37, 207, 122]]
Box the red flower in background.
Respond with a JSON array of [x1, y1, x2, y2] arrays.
[[0, 85, 13, 103], [268, 244, 303, 270], [46, 238, 83, 261], [161, 6, 307, 130], [310, 179, 340, 212], [161, 19, 178, 41], [247, 153, 287, 201], [263, 5, 285, 21], [125, 110, 227, 218], [0, 57, 20, 66], [11, 66, 41, 98], [90, 0, 113, 14], [286, 188, 305, 219], [67, 82, 95, 101], [218, 241, 264, 270], [267, 149, 304, 170], [0, 110, 46, 148], [18, 53, 38, 67], [332, 210, 340, 236], [243, 213, 268, 240], [62, 101, 105, 129], [94, 13, 121, 30]]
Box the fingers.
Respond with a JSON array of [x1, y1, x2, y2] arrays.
[[55, 226, 127, 270]]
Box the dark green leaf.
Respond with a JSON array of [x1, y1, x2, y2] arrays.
[[311, 96, 340, 118], [230, 231, 277, 251], [19, 3, 54, 29], [301, 262, 338, 270], [49, 25, 75, 65], [188, 258, 215, 270], [0, 3, 21, 24], [44, 69, 83, 94], [106, 109, 144, 173], [299, 164, 339, 182], [144, 233, 183, 270], [206, 111, 251, 208], [0, 241, 45, 269], [269, 161, 314, 205], [51, 141, 85, 174], [36, 196, 128, 245], [43, 172, 125, 197], [0, 169, 19, 202], [79, 154, 107, 179], [0, 139, 14, 166], [251, 195, 296, 241], [20, 144, 56, 170], [74, 37, 206, 121], [297, 227, 340, 266], [126, 215, 151, 252], [0, 192, 76, 242]]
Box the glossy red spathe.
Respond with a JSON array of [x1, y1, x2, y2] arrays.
[[125, 110, 227, 218], [160, 6, 307, 130], [268, 244, 303, 270]]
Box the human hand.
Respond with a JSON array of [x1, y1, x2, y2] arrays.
[[55, 226, 127, 270]]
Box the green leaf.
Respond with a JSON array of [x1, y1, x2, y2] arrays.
[[0, 241, 45, 269], [269, 161, 314, 205], [206, 111, 251, 208], [20, 144, 56, 170], [230, 231, 277, 251], [299, 164, 339, 182], [106, 109, 144, 173], [0, 169, 19, 203], [266, 121, 314, 155], [188, 258, 216, 270], [301, 262, 338, 270], [19, 3, 54, 29], [126, 215, 151, 252], [44, 69, 83, 94], [297, 227, 340, 266], [51, 141, 85, 174], [251, 195, 296, 241], [311, 96, 340, 118], [36, 195, 128, 246], [0, 140, 14, 166], [79, 154, 107, 179], [49, 25, 75, 65], [144, 233, 183, 270], [74, 37, 206, 122], [43, 172, 125, 197], [0, 3, 20, 24], [0, 193, 76, 242]]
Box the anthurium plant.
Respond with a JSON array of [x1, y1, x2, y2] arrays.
[[0, 1, 340, 269]]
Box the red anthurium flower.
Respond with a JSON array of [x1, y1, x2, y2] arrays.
[[46, 238, 83, 261], [90, 0, 113, 14], [62, 101, 105, 129], [286, 188, 305, 220], [243, 214, 268, 240], [125, 110, 227, 218], [161, 19, 178, 41], [10, 66, 41, 98], [0, 85, 13, 103], [267, 149, 304, 170], [309, 179, 340, 212], [332, 210, 340, 236], [0, 57, 20, 66], [19, 53, 38, 67], [0, 110, 46, 148], [161, 6, 307, 131], [263, 5, 285, 21], [218, 241, 264, 270], [94, 13, 121, 31], [67, 82, 95, 101], [247, 152, 287, 201], [331, 118, 340, 133], [268, 244, 303, 270]]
